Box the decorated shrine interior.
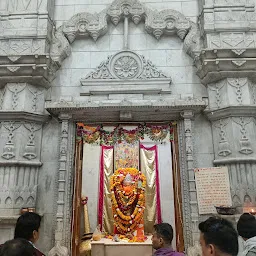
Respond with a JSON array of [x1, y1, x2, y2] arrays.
[[72, 123, 184, 255]]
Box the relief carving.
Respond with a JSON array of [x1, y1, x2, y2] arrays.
[[0, 39, 46, 55], [83, 50, 168, 81], [213, 119, 232, 157], [208, 32, 255, 49], [0, 166, 39, 210], [1, 121, 21, 160], [27, 85, 44, 112], [231, 60, 246, 68], [208, 80, 225, 108], [23, 123, 42, 160], [227, 78, 247, 105], [0, 88, 6, 110], [5, 0, 38, 12], [7, 83, 26, 110], [51, 0, 201, 64], [9, 40, 31, 54], [49, 116, 71, 256], [232, 117, 253, 155], [249, 81, 256, 104]]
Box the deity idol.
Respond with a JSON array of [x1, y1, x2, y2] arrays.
[[110, 168, 146, 240]]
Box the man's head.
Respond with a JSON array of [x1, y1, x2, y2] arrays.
[[14, 212, 41, 243], [0, 238, 34, 256], [237, 213, 256, 240], [199, 217, 238, 256], [152, 223, 174, 250]]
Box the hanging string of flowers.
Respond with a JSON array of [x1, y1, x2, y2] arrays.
[[76, 123, 175, 145], [110, 168, 146, 236]]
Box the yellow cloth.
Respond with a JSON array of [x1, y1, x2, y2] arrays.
[[140, 146, 157, 233], [103, 147, 115, 234], [103, 144, 157, 234]]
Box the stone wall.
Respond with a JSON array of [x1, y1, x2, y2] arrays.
[[0, 0, 255, 255]]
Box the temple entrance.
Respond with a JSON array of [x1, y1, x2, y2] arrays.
[[71, 123, 184, 256]]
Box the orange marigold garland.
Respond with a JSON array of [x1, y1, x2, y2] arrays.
[[110, 168, 146, 235]]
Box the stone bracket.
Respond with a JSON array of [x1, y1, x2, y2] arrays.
[[205, 106, 256, 121], [196, 49, 256, 84], [0, 111, 50, 123], [0, 55, 60, 88]]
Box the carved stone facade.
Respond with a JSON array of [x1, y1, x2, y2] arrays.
[[0, 0, 255, 254]]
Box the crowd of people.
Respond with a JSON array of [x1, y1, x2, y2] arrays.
[[1, 212, 256, 256]]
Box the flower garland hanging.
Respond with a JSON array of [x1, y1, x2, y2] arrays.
[[76, 123, 175, 144], [110, 168, 146, 235]]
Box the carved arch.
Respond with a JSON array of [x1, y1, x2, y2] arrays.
[[50, 0, 201, 65]]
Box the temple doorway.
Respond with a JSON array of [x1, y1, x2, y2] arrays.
[[71, 123, 184, 255]]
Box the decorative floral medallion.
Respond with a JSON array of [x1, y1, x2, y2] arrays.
[[113, 56, 139, 79], [110, 51, 143, 79]]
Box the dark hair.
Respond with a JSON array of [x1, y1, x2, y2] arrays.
[[0, 238, 34, 256], [237, 213, 256, 239], [14, 212, 41, 240], [153, 223, 174, 244], [199, 217, 238, 256]]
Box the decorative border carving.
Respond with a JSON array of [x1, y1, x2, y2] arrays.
[[227, 78, 247, 105], [7, 83, 26, 110], [208, 80, 225, 109], [23, 123, 42, 160], [232, 117, 253, 155], [49, 114, 72, 256], [178, 113, 193, 248], [1, 121, 21, 160], [63, 122, 76, 248], [83, 50, 168, 82], [213, 119, 232, 157], [50, 0, 201, 64]]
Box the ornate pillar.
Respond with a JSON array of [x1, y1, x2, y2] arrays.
[[180, 110, 197, 246], [0, 83, 48, 216], [205, 78, 256, 212], [0, 0, 57, 87], [0, 0, 59, 249], [49, 113, 73, 256], [196, 0, 256, 214]]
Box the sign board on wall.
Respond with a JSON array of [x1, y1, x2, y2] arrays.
[[194, 167, 232, 214]]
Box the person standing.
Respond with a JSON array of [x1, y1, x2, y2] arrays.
[[0, 238, 34, 256], [13, 212, 45, 256], [151, 223, 184, 256], [199, 217, 238, 256], [237, 213, 256, 256]]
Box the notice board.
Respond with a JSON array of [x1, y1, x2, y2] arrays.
[[194, 167, 232, 214]]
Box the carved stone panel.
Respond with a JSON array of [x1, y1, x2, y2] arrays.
[[227, 78, 250, 106], [0, 0, 54, 37], [0, 121, 43, 164], [80, 50, 171, 97], [1, 83, 45, 113], [50, 0, 201, 65], [202, 2, 256, 32], [232, 117, 254, 155], [211, 117, 256, 161], [0, 165, 39, 216], [216, 162, 256, 214], [207, 78, 253, 109], [207, 80, 227, 109], [206, 32, 255, 49], [0, 39, 49, 55]]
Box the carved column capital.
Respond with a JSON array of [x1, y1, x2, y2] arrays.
[[180, 110, 195, 120], [58, 113, 72, 121]]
